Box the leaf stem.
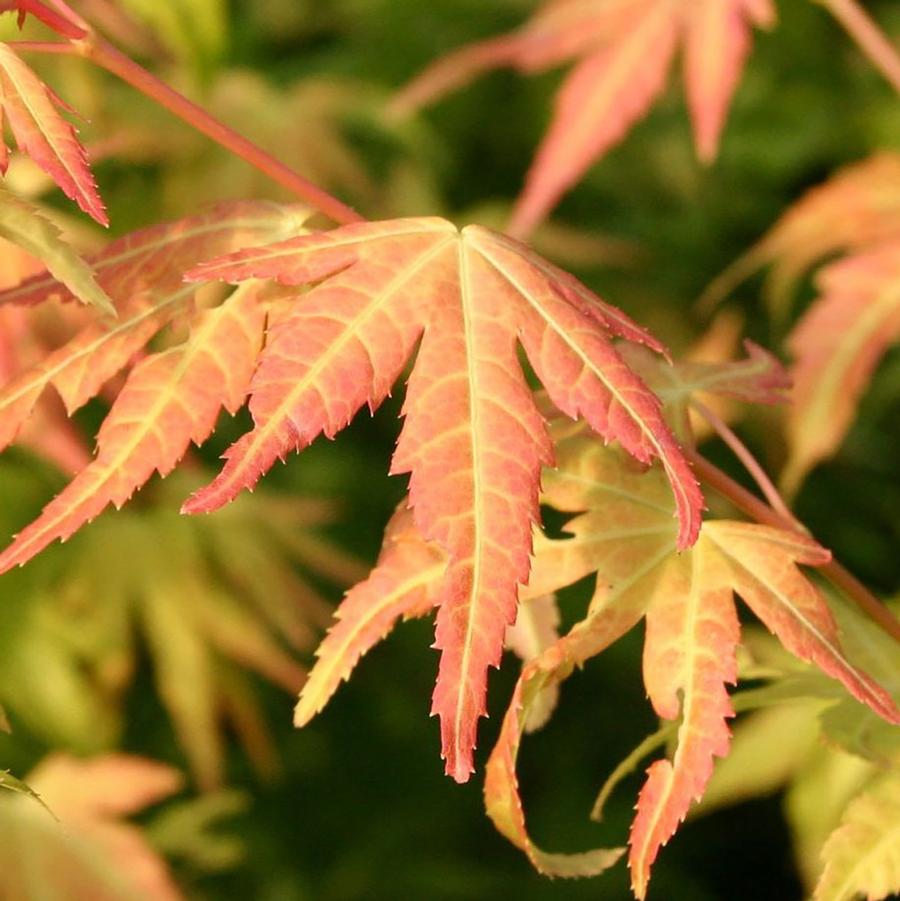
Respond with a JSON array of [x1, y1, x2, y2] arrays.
[[691, 399, 803, 531], [816, 0, 900, 94], [689, 450, 900, 644]]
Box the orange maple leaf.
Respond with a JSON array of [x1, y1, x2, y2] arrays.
[[0, 754, 183, 900], [701, 153, 900, 318], [294, 418, 897, 892], [183, 216, 702, 781], [0, 200, 308, 564], [294, 505, 446, 729], [0, 283, 267, 569], [0, 43, 107, 225], [392, 0, 775, 235], [699, 154, 900, 491], [783, 239, 900, 494], [484, 428, 899, 898]]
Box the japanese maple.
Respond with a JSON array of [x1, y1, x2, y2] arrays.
[[0, 1, 898, 899]]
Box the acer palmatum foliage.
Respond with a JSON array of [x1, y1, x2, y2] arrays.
[[0, 43, 107, 226], [0, 3, 897, 897], [0, 200, 308, 567], [702, 154, 900, 493], [393, 0, 775, 235], [0, 473, 354, 789], [183, 216, 702, 781], [0, 754, 183, 900], [784, 241, 900, 494], [297, 421, 899, 896]]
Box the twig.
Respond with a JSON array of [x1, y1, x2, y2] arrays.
[[692, 399, 804, 530], [7, 0, 365, 226]]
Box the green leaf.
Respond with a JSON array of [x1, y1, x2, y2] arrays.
[[815, 770, 900, 901], [145, 789, 249, 873], [0, 187, 114, 315]]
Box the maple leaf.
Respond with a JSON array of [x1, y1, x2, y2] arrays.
[[700, 153, 900, 318], [295, 508, 561, 735], [697, 154, 900, 492], [0, 42, 107, 225], [814, 770, 900, 901], [0, 304, 91, 474], [392, 0, 775, 234], [782, 239, 900, 494], [0, 468, 356, 787], [481, 427, 898, 897], [183, 215, 702, 782], [0, 753, 183, 900], [692, 592, 900, 899], [620, 337, 789, 440], [0, 281, 266, 567], [0, 185, 113, 313], [289, 409, 897, 891], [0, 200, 309, 563]]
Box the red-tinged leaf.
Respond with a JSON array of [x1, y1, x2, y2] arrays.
[[629, 548, 740, 899], [294, 505, 446, 726], [782, 241, 900, 494], [394, 0, 772, 234], [510, 1, 680, 238], [389, 0, 645, 116], [0, 43, 106, 225], [683, 0, 775, 162], [0, 305, 90, 474], [481, 431, 898, 893], [485, 491, 676, 879], [0, 754, 183, 901], [0, 283, 266, 571], [0, 202, 308, 454], [0, 288, 191, 453], [704, 522, 900, 724], [183, 216, 701, 781], [700, 153, 900, 315]]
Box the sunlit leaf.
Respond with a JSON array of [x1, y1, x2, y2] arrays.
[[0, 43, 106, 225], [0, 185, 112, 313], [184, 216, 702, 782]]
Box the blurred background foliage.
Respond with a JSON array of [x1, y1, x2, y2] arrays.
[[0, 0, 898, 898]]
